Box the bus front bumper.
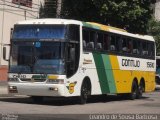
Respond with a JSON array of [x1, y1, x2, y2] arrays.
[[8, 83, 65, 97]]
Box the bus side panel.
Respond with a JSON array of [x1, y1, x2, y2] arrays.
[[109, 55, 132, 93], [110, 55, 155, 93], [93, 53, 117, 94], [64, 53, 102, 96], [146, 72, 155, 92]]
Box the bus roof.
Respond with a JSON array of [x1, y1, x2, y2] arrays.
[[83, 22, 154, 42], [15, 18, 154, 42]]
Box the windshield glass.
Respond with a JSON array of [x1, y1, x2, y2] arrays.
[[12, 25, 66, 39], [9, 41, 65, 74]]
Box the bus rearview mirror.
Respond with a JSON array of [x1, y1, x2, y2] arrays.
[[3, 45, 10, 61]]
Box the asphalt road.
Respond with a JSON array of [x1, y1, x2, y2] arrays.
[[0, 89, 160, 120]]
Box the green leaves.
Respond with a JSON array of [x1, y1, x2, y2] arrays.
[[148, 19, 160, 55], [40, 0, 153, 35]]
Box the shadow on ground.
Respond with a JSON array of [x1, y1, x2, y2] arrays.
[[0, 94, 149, 106]]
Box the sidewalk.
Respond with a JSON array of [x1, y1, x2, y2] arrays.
[[0, 81, 8, 96]]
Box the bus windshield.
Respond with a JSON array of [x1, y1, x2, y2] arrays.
[[12, 25, 66, 39], [9, 41, 65, 74]]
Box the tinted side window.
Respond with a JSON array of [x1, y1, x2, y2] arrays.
[[83, 29, 89, 50], [133, 40, 140, 55], [110, 36, 119, 52], [96, 33, 103, 50], [87, 31, 95, 50], [148, 42, 155, 58], [104, 34, 109, 51], [68, 25, 80, 41], [142, 41, 148, 55], [122, 38, 132, 53], [82, 28, 96, 51]]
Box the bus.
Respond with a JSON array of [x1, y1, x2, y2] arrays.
[[156, 56, 160, 85], [4, 19, 156, 104]]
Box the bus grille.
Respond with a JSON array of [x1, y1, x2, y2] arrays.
[[20, 78, 31, 82], [20, 78, 46, 82]]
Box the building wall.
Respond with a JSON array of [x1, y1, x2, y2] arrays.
[[0, 0, 44, 80], [155, 0, 160, 20]]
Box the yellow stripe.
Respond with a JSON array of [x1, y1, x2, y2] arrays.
[[48, 75, 58, 80], [109, 55, 155, 93], [86, 22, 127, 32]]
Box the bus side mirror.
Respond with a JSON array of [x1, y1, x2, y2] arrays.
[[3, 44, 10, 61]]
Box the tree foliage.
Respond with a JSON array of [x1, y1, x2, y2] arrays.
[[148, 19, 160, 55], [39, 0, 57, 18], [62, 0, 154, 34]]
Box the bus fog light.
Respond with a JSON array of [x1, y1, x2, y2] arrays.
[[49, 87, 58, 91], [9, 86, 18, 93], [54, 88, 58, 91]]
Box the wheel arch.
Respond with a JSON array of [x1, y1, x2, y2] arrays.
[[133, 77, 138, 85], [81, 76, 92, 94], [140, 77, 145, 92]]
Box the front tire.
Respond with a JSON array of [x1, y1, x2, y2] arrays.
[[79, 81, 91, 104]]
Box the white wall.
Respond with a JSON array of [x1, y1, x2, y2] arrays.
[[0, 0, 44, 66]]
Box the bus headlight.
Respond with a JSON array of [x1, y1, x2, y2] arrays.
[[8, 78, 19, 82], [47, 79, 64, 84], [9, 86, 18, 93]]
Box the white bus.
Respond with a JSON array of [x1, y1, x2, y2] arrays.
[[156, 56, 160, 85], [5, 19, 156, 104]]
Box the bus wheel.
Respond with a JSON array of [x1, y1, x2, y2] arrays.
[[129, 81, 138, 100], [31, 96, 44, 103], [137, 82, 144, 99], [79, 81, 91, 104]]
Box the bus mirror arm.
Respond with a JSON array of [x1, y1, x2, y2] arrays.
[[3, 44, 10, 61]]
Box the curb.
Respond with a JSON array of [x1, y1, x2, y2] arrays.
[[0, 81, 8, 86], [0, 81, 9, 97]]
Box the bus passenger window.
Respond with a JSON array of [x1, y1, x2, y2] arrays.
[[83, 29, 89, 50], [86, 31, 95, 50], [148, 42, 155, 57], [96, 33, 103, 50], [110, 36, 119, 51], [122, 38, 132, 53], [142, 42, 148, 55], [133, 40, 139, 54], [104, 34, 109, 50]]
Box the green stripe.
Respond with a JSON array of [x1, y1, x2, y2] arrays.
[[102, 55, 117, 93], [93, 53, 117, 94], [82, 22, 100, 30], [93, 53, 110, 93]]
